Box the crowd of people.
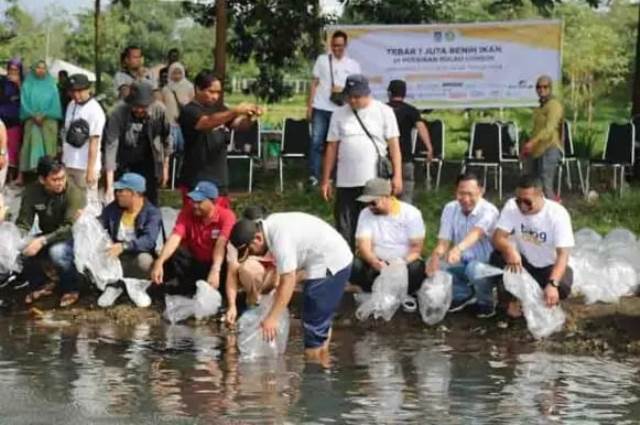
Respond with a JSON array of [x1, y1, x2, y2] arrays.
[[0, 32, 575, 363]]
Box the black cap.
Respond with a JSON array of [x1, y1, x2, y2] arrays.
[[343, 74, 371, 97], [69, 73, 91, 90], [387, 79, 407, 98], [229, 219, 259, 262], [126, 81, 155, 107]]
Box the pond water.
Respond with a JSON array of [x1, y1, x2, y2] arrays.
[[0, 315, 639, 424]]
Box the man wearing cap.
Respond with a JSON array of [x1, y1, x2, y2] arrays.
[[350, 178, 426, 295], [62, 73, 106, 197], [150, 181, 236, 294], [229, 212, 353, 364], [306, 30, 361, 188], [104, 81, 172, 205], [98, 172, 162, 307], [387, 79, 433, 204], [321, 74, 403, 250]]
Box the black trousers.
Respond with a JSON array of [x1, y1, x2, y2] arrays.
[[164, 246, 227, 296], [489, 250, 572, 304], [334, 187, 365, 251], [350, 256, 426, 294]]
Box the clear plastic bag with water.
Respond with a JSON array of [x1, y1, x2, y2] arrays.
[[417, 271, 453, 325], [163, 280, 222, 324], [503, 271, 565, 339], [355, 261, 409, 322], [0, 222, 25, 274], [237, 291, 290, 359], [72, 212, 122, 291]]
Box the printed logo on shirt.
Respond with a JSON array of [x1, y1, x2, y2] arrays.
[[211, 229, 220, 239], [34, 204, 46, 211], [520, 223, 547, 245]]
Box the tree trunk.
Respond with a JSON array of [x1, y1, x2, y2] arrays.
[[214, 0, 227, 89], [587, 78, 594, 128], [632, 3, 640, 116], [94, 0, 101, 94]]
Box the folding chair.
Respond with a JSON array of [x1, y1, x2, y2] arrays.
[[461, 122, 504, 199], [556, 120, 585, 196], [413, 119, 445, 190], [229, 120, 261, 192], [279, 118, 310, 192], [586, 122, 635, 197], [498, 121, 521, 170]]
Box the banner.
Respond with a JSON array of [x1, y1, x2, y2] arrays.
[[326, 20, 562, 109]]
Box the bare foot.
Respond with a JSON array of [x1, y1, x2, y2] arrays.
[[59, 292, 80, 308], [506, 301, 523, 318], [25, 283, 55, 304]]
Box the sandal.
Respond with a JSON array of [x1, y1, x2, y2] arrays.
[[59, 292, 80, 308], [25, 283, 56, 304]]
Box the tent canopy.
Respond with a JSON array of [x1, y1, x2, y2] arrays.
[[48, 59, 96, 82]]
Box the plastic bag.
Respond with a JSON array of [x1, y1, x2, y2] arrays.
[[72, 212, 122, 291], [0, 222, 25, 274], [3, 187, 22, 222], [237, 291, 290, 359], [417, 271, 453, 325], [574, 227, 602, 247], [503, 271, 565, 339], [162, 280, 222, 324], [355, 261, 408, 321], [156, 207, 179, 251], [603, 228, 636, 247]]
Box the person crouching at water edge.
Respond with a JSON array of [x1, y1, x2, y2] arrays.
[[229, 212, 353, 365]]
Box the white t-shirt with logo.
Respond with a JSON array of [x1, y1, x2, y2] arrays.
[[62, 98, 106, 173], [312, 53, 361, 112], [327, 99, 400, 188], [496, 198, 574, 268], [355, 199, 426, 261]]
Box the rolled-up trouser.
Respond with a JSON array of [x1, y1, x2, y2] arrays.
[[523, 147, 562, 198], [303, 264, 351, 349], [309, 108, 333, 180], [400, 161, 415, 204], [121, 252, 155, 279], [350, 256, 425, 294], [334, 186, 365, 251], [22, 239, 80, 294], [489, 250, 572, 305]]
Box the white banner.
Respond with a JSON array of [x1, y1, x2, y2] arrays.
[[327, 20, 562, 109]]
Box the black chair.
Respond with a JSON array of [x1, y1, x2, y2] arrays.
[[461, 122, 505, 199], [229, 120, 261, 192], [279, 118, 310, 192], [413, 119, 445, 190], [586, 122, 635, 197], [556, 120, 585, 196]]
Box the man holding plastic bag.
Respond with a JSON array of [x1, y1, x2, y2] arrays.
[[490, 175, 574, 318], [350, 178, 426, 295], [16, 156, 86, 307], [426, 172, 500, 318], [229, 212, 353, 364]]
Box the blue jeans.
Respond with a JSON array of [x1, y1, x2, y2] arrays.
[[309, 108, 333, 180], [445, 261, 494, 308], [170, 124, 185, 154], [22, 239, 79, 294]]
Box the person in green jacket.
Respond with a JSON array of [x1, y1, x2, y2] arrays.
[[521, 75, 564, 199], [17, 156, 86, 307]]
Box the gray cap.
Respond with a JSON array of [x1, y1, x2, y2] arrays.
[[343, 74, 371, 97], [357, 178, 392, 203]]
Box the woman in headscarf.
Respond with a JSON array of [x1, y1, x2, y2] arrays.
[[161, 62, 194, 155], [0, 58, 24, 184], [19, 60, 62, 180]]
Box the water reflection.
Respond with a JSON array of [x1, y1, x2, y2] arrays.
[[0, 317, 639, 424]]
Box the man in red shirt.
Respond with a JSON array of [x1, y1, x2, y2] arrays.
[[150, 181, 236, 295]]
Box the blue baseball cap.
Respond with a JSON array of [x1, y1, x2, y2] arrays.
[[188, 181, 219, 202], [113, 172, 146, 193]]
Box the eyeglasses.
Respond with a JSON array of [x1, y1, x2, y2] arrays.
[[515, 197, 533, 208]]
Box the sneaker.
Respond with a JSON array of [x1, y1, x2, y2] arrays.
[[473, 303, 496, 319], [98, 285, 123, 308], [124, 278, 152, 308], [448, 295, 477, 313], [402, 295, 418, 313]]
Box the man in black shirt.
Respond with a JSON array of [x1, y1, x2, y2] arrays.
[[387, 80, 432, 204], [178, 70, 261, 208]]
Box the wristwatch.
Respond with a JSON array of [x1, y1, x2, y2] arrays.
[[547, 279, 559, 288]]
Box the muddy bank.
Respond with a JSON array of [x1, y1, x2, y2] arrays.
[[3, 285, 640, 356]]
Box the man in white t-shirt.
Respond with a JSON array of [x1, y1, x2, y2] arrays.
[[490, 174, 574, 318], [229, 212, 353, 366], [306, 30, 361, 187], [351, 178, 425, 294], [426, 172, 500, 318], [321, 74, 403, 250], [62, 74, 106, 196]]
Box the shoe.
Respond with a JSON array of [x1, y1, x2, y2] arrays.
[[98, 285, 123, 308], [473, 303, 496, 319], [307, 176, 319, 188], [402, 295, 417, 313], [124, 278, 152, 308], [448, 295, 476, 313]]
